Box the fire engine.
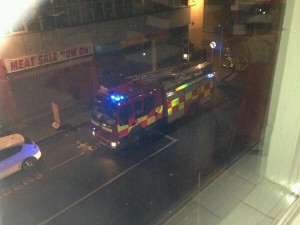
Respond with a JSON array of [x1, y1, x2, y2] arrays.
[[91, 61, 215, 149]]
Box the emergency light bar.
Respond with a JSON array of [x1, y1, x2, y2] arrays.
[[206, 73, 214, 78], [110, 94, 125, 102]]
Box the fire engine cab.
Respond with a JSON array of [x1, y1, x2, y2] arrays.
[[91, 61, 215, 149]]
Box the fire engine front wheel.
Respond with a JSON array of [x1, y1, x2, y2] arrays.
[[128, 127, 144, 145]]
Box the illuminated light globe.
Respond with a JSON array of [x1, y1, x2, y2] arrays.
[[111, 142, 117, 148], [210, 41, 216, 49], [197, 64, 204, 69], [183, 53, 188, 59], [110, 95, 125, 102], [206, 73, 214, 78]]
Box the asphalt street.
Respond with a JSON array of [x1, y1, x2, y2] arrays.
[[0, 37, 251, 225], [0, 86, 240, 225]]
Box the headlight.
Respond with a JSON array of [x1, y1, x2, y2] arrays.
[[111, 142, 117, 148], [111, 142, 120, 148]]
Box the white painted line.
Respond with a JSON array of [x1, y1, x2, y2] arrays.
[[163, 134, 178, 142], [49, 152, 85, 171], [225, 71, 238, 82], [39, 135, 177, 225]]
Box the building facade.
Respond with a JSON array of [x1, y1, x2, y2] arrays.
[[0, 0, 209, 129]]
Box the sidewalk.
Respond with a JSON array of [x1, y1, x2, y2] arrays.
[[7, 101, 91, 143]]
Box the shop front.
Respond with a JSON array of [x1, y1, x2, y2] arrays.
[[0, 43, 98, 127]]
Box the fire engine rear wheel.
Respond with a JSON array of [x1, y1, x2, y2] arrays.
[[187, 103, 198, 117]]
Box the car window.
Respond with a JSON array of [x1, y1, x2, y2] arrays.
[[0, 146, 22, 162]]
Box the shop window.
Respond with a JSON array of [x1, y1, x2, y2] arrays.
[[25, 10, 42, 32], [11, 23, 26, 33], [66, 5, 81, 26], [123, 0, 134, 16], [114, 0, 126, 17], [133, 0, 145, 14], [52, 5, 68, 27], [39, 6, 56, 30], [103, 1, 116, 19], [93, 2, 105, 21], [79, 3, 93, 24]]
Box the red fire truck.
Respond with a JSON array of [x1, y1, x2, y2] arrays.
[[91, 61, 215, 149]]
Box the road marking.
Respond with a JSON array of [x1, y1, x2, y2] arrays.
[[39, 135, 177, 225], [49, 141, 98, 171], [0, 172, 43, 200], [88, 145, 97, 151], [49, 152, 84, 171], [225, 71, 238, 82], [163, 134, 178, 142], [76, 141, 97, 151]]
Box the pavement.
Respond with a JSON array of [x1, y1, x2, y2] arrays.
[[0, 101, 91, 143]]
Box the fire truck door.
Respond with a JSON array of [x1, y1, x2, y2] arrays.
[[118, 103, 140, 138], [119, 104, 134, 126], [134, 100, 143, 119]]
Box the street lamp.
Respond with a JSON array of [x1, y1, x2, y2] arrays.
[[183, 38, 191, 62], [0, 0, 35, 40], [210, 41, 216, 62]]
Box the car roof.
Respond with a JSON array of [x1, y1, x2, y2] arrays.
[[0, 134, 25, 151]]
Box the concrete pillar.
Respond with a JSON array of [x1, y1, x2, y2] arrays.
[[262, 0, 300, 193]]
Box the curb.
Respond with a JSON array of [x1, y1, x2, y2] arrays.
[[36, 119, 91, 144]]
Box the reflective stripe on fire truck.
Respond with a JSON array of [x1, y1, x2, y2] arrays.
[[175, 76, 205, 92], [92, 119, 113, 133], [200, 80, 214, 102], [185, 89, 199, 101], [101, 125, 112, 132], [167, 79, 214, 123], [167, 93, 185, 123], [168, 96, 185, 116], [117, 105, 163, 138], [91, 119, 100, 127]]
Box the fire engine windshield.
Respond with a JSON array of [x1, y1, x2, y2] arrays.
[[92, 98, 118, 122]]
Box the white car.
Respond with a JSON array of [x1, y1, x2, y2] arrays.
[[0, 134, 42, 180]]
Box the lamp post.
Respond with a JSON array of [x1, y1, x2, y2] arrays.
[[210, 41, 216, 62]]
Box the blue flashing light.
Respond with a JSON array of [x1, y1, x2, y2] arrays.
[[110, 94, 125, 102], [207, 73, 214, 78]]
